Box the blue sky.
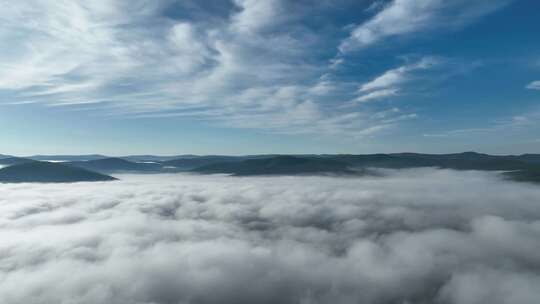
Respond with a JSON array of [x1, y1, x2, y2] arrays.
[[1, 0, 539, 156]]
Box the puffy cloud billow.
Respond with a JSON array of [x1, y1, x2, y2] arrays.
[[1, 169, 540, 303]]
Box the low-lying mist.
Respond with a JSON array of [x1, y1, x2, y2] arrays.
[[1, 169, 539, 304]]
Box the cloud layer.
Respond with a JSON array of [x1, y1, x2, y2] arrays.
[[1, 170, 540, 303], [0, 0, 398, 137], [0, 0, 515, 140]]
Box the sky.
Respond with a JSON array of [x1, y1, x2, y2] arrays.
[[0, 0, 539, 156]]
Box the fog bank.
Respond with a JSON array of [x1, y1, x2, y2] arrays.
[[0, 169, 539, 303]]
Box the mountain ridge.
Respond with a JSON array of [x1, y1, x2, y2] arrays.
[[0, 161, 117, 183], [192, 155, 357, 176], [1, 152, 540, 182]]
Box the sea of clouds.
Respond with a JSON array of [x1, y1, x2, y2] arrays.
[[0, 169, 539, 304]]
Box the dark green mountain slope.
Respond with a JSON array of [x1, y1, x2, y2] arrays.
[[511, 154, 540, 164], [192, 156, 355, 176], [327, 154, 437, 168], [0, 162, 117, 183], [162, 156, 244, 170], [327, 152, 538, 171]]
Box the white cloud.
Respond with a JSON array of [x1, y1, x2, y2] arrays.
[[353, 57, 439, 103], [364, 0, 387, 13], [423, 127, 492, 138], [339, 0, 513, 53], [356, 88, 398, 103], [359, 57, 438, 92], [423, 109, 540, 138], [230, 0, 284, 33], [526, 80, 540, 90], [2, 0, 397, 137], [1, 170, 540, 303], [0, 0, 474, 139]]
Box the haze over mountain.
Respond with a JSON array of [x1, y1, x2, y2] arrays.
[[66, 158, 162, 173], [28, 154, 108, 162], [122, 155, 201, 162]]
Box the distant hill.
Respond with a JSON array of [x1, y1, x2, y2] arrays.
[[509, 154, 540, 164], [324, 154, 435, 168], [324, 152, 540, 171], [0, 161, 116, 183], [161, 156, 245, 170], [0, 157, 35, 166], [3, 152, 540, 181], [66, 157, 163, 173], [389, 151, 497, 161], [188, 152, 540, 179], [192, 156, 356, 176], [389, 152, 540, 165], [28, 154, 107, 162]]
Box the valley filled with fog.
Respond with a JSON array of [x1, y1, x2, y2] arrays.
[[1, 169, 539, 304]]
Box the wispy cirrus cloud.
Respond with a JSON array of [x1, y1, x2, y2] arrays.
[[423, 110, 540, 138], [353, 56, 440, 103], [355, 88, 398, 103], [526, 80, 540, 90], [0, 0, 412, 138], [339, 0, 513, 53], [0, 0, 520, 143]]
